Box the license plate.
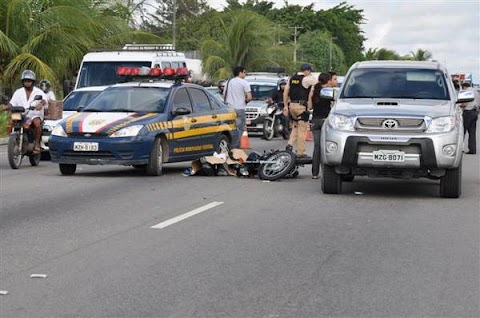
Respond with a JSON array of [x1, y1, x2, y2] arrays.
[[73, 142, 99, 152], [11, 113, 22, 121], [372, 150, 405, 162]]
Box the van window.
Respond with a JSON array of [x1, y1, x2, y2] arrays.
[[77, 61, 151, 88]]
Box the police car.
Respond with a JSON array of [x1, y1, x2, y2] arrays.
[[49, 66, 238, 176]]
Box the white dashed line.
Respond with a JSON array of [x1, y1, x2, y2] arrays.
[[151, 201, 224, 229]]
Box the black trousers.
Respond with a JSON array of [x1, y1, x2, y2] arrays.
[[311, 119, 325, 177], [463, 109, 478, 153]]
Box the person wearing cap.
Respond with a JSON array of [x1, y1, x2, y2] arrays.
[[7, 70, 48, 154], [459, 81, 479, 154], [283, 63, 317, 157]]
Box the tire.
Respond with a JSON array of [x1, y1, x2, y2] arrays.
[[342, 175, 354, 182], [146, 137, 164, 176], [215, 134, 230, 153], [41, 151, 51, 161], [59, 163, 76, 175], [439, 162, 462, 198], [258, 150, 296, 181], [8, 133, 22, 169], [132, 164, 147, 169], [321, 164, 342, 194], [29, 154, 41, 166], [262, 117, 275, 140]]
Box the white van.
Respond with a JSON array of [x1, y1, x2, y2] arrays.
[[75, 44, 188, 89]]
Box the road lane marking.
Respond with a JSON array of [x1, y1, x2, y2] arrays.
[[151, 201, 224, 229]]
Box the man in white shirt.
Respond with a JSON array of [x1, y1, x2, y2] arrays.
[[7, 70, 48, 154], [460, 82, 479, 154], [224, 66, 252, 147]]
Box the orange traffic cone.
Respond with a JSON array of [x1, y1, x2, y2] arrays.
[[240, 129, 251, 149], [305, 122, 313, 141]]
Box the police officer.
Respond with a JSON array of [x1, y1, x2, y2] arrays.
[[283, 64, 317, 157]]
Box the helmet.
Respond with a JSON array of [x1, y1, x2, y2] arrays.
[[21, 70, 36, 82], [218, 79, 227, 89], [40, 80, 51, 91]]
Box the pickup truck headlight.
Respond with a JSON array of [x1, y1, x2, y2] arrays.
[[110, 125, 144, 137], [51, 125, 67, 137], [328, 113, 354, 131], [426, 116, 455, 133], [259, 106, 268, 115]]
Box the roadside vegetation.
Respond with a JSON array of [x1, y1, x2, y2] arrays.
[[0, 0, 433, 100]]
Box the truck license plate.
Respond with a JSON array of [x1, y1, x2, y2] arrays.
[[73, 142, 99, 152], [372, 150, 405, 162]]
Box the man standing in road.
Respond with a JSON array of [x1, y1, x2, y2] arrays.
[[460, 82, 479, 154], [283, 63, 317, 157], [224, 66, 252, 148]]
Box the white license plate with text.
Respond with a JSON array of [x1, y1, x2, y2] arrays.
[[372, 150, 405, 162], [73, 142, 99, 152]]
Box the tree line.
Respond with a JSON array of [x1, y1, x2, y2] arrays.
[[0, 0, 432, 98]]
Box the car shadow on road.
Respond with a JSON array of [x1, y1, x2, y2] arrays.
[[343, 177, 441, 198]]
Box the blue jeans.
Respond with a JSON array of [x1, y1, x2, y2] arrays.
[[234, 109, 246, 148]]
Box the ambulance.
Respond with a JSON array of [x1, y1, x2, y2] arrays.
[[74, 44, 189, 90]]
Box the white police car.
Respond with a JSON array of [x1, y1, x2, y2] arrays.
[[49, 67, 238, 176]]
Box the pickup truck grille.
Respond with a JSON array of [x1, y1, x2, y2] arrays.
[[355, 117, 425, 132], [246, 107, 259, 120]]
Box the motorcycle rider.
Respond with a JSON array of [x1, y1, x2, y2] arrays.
[[7, 70, 48, 154], [39, 79, 56, 101]]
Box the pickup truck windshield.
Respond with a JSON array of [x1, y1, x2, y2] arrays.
[[341, 68, 450, 100], [77, 61, 151, 88], [84, 87, 170, 113]]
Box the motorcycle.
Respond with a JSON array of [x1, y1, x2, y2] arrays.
[[262, 101, 290, 140], [7, 96, 43, 169], [236, 149, 297, 181]]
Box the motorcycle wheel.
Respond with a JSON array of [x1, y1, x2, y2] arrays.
[[263, 117, 275, 140], [258, 150, 296, 181], [8, 133, 23, 169], [29, 154, 40, 166]]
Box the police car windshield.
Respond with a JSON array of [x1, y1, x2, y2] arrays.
[[63, 90, 102, 111], [341, 68, 450, 100], [77, 61, 151, 88], [84, 87, 169, 113]]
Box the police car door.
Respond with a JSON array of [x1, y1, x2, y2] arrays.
[[169, 87, 203, 160], [187, 87, 219, 156]]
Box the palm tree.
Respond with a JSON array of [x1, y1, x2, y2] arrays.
[[410, 49, 432, 61], [0, 0, 161, 97], [200, 10, 279, 80]]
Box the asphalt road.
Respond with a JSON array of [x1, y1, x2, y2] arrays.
[[0, 134, 479, 318]]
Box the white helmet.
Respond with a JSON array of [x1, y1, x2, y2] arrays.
[[21, 70, 36, 82]]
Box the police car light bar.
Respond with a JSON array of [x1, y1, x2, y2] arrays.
[[116, 67, 190, 81]]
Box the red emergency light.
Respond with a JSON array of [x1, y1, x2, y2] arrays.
[[116, 66, 190, 82]]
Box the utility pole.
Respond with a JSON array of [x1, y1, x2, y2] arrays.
[[173, 0, 177, 48], [329, 36, 337, 71], [289, 26, 303, 63]]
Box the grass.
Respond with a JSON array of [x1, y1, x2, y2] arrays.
[[0, 110, 9, 137]]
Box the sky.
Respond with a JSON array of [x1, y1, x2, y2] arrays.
[[206, 0, 480, 83]]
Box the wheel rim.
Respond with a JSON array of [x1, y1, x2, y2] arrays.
[[262, 152, 292, 177], [265, 119, 274, 139], [157, 143, 163, 170], [12, 144, 22, 165], [219, 138, 229, 153]]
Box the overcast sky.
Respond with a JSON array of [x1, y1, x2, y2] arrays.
[[206, 0, 480, 82]]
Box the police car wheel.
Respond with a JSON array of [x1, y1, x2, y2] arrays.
[[146, 137, 164, 176], [59, 163, 76, 175]]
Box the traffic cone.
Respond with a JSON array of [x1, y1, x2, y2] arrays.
[[305, 122, 313, 141], [240, 129, 251, 149]]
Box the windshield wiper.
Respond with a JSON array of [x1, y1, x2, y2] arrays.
[[82, 108, 103, 112], [110, 108, 136, 112]]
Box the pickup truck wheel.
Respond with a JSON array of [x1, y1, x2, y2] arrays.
[[321, 164, 342, 194], [59, 163, 76, 175], [439, 162, 462, 198], [146, 137, 164, 176]]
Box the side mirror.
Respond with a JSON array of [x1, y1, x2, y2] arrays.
[[456, 90, 475, 104], [320, 87, 335, 100], [172, 107, 191, 116]]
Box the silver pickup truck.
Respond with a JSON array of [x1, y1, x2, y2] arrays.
[[320, 60, 475, 198]]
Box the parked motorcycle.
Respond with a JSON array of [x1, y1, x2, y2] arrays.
[[262, 102, 290, 140], [7, 96, 43, 169]]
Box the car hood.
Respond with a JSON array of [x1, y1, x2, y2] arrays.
[[334, 98, 455, 118], [246, 100, 268, 109], [44, 111, 78, 127], [61, 112, 163, 134]]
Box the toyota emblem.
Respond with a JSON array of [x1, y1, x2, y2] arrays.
[[382, 119, 398, 129]]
